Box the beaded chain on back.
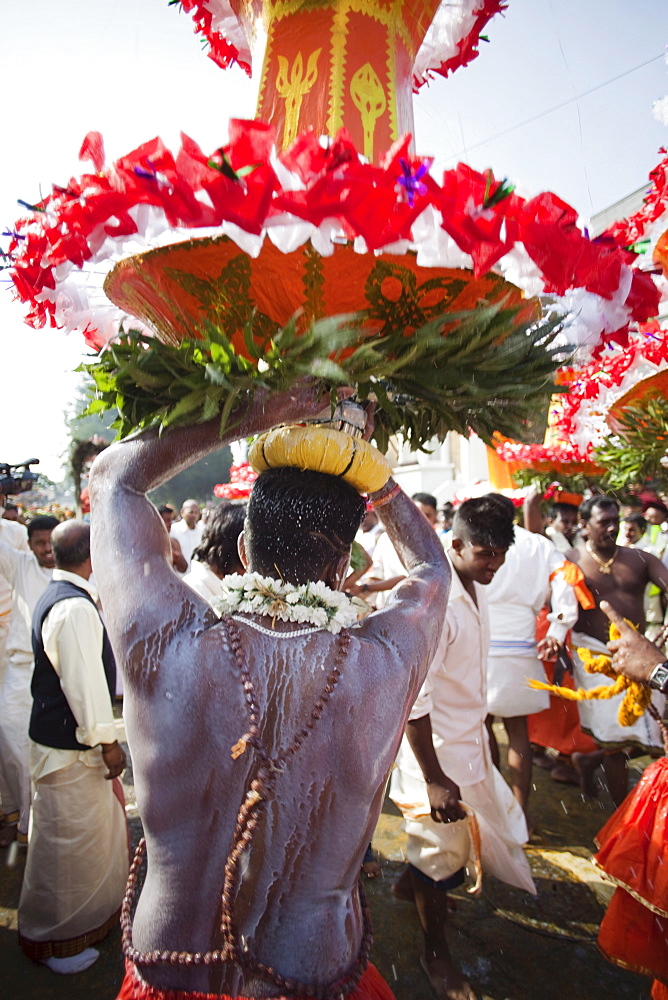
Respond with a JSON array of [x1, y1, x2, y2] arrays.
[[121, 615, 374, 999]]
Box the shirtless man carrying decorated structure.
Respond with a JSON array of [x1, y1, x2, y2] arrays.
[[90, 382, 450, 1000]]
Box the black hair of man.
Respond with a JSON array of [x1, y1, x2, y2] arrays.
[[158, 504, 175, 516], [412, 492, 438, 511], [453, 496, 515, 550], [27, 515, 60, 539], [51, 521, 91, 569], [483, 492, 516, 521], [246, 467, 366, 586], [623, 512, 647, 532], [550, 501, 579, 519], [192, 501, 247, 577], [579, 495, 619, 522]]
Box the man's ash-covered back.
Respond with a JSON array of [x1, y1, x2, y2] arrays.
[[89, 383, 450, 1000]]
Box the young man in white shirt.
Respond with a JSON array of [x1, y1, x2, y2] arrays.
[[0, 514, 57, 843], [391, 496, 534, 1000]]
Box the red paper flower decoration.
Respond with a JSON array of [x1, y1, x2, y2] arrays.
[[213, 461, 258, 499]]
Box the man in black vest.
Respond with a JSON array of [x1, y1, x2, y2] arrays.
[[18, 520, 129, 975]]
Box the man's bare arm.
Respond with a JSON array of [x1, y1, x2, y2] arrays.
[[356, 480, 450, 693], [522, 485, 544, 536], [170, 537, 188, 574], [405, 714, 466, 823]]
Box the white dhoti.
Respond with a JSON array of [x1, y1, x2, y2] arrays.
[[0, 611, 17, 822], [390, 735, 535, 895], [0, 654, 34, 838], [18, 750, 129, 959], [571, 631, 665, 751], [486, 643, 550, 717]]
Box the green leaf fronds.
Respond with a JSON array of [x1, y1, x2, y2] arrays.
[[81, 305, 566, 447]]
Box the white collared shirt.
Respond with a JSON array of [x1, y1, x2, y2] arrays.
[[31, 569, 119, 780], [0, 537, 52, 659], [486, 526, 578, 648], [408, 552, 489, 786]]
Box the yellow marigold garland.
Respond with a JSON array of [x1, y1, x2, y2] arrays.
[[528, 621, 653, 727]]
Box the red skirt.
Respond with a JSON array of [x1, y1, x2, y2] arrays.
[[594, 757, 668, 914], [595, 757, 668, 988], [116, 960, 397, 1000], [597, 887, 668, 984]]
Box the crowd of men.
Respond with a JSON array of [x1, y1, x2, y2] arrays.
[[1, 396, 667, 1000]]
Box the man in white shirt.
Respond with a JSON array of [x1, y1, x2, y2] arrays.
[[0, 514, 57, 843], [362, 493, 438, 606], [484, 494, 580, 827], [170, 498, 203, 569], [0, 508, 29, 843], [391, 497, 533, 1000], [18, 520, 128, 974]]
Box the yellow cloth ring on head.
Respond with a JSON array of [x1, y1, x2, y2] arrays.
[[248, 424, 392, 493]]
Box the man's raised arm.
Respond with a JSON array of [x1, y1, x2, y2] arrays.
[[360, 478, 451, 692]]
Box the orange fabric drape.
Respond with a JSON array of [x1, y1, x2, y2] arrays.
[[527, 609, 598, 756]]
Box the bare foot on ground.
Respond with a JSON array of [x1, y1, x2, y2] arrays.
[[571, 751, 601, 798], [420, 954, 479, 1000]]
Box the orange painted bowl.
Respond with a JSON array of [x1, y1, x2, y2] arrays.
[[103, 235, 539, 360]]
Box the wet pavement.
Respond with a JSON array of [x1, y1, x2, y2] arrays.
[[0, 719, 653, 1000]]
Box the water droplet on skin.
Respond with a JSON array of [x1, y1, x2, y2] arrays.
[[165, 691, 173, 700]]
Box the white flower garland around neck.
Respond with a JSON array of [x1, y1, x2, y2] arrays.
[[214, 573, 359, 634]]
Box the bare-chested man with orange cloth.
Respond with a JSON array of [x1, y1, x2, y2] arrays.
[[568, 495, 668, 806], [89, 381, 450, 1000]]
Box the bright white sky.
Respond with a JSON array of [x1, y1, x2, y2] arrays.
[[1, 0, 666, 479]]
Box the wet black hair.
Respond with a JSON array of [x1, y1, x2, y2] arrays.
[[27, 515, 60, 539], [453, 496, 515, 549], [579, 495, 619, 522], [246, 467, 366, 585], [192, 501, 247, 577]]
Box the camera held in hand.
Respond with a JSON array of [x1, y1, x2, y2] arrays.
[[0, 459, 40, 496]]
